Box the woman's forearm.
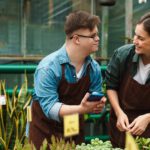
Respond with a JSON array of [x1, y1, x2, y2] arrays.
[[107, 89, 124, 117]]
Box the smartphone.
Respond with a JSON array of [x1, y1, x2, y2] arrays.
[[87, 92, 104, 102]]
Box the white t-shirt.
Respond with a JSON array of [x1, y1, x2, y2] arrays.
[[76, 64, 84, 80], [134, 57, 150, 84]]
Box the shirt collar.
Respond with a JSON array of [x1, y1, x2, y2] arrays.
[[131, 44, 139, 63], [58, 44, 92, 66], [58, 44, 71, 64], [132, 53, 139, 63]]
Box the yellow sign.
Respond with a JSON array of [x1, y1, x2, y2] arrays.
[[0, 95, 6, 105], [27, 106, 32, 122], [63, 113, 79, 137], [0, 95, 6, 109], [125, 132, 139, 150]]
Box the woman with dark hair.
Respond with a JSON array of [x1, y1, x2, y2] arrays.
[[106, 12, 150, 148]]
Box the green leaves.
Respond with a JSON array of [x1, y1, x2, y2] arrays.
[[17, 75, 28, 111], [76, 138, 123, 150], [49, 135, 76, 150], [14, 138, 36, 150], [135, 137, 150, 150], [0, 75, 31, 150]]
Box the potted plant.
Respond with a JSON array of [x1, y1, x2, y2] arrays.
[[0, 75, 31, 150]]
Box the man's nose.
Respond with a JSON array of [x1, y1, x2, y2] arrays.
[[95, 35, 100, 41]]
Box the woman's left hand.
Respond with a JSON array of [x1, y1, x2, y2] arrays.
[[128, 114, 150, 135]]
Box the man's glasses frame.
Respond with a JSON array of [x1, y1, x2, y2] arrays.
[[70, 34, 99, 41]]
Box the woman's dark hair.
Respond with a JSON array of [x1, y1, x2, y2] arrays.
[[64, 10, 100, 37], [138, 12, 150, 35]]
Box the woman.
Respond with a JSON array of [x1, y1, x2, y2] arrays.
[[106, 12, 150, 148]]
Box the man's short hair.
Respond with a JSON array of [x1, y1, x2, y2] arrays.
[[64, 10, 101, 37]]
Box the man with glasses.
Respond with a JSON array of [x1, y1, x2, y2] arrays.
[[28, 10, 106, 150]]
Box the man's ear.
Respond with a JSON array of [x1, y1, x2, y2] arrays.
[[72, 35, 80, 45]]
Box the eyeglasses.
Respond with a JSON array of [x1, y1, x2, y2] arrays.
[[70, 33, 99, 41]]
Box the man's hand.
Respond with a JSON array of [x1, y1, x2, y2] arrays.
[[80, 92, 106, 114]]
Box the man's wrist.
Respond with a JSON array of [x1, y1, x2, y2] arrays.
[[78, 105, 87, 114]]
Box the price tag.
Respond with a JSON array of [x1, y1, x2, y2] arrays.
[[0, 95, 6, 105], [27, 106, 32, 122], [63, 113, 79, 137]]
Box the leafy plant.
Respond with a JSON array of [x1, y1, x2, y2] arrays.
[[135, 137, 150, 150], [0, 75, 31, 150], [76, 138, 123, 150], [13, 135, 76, 150], [49, 135, 76, 150], [13, 138, 36, 150]]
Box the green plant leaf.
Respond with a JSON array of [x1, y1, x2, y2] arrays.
[[23, 95, 32, 110], [0, 107, 5, 139], [7, 125, 15, 149], [17, 75, 28, 110], [40, 139, 48, 150], [0, 137, 6, 150], [13, 139, 22, 150], [0, 76, 32, 150]]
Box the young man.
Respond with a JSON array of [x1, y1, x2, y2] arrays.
[[29, 10, 106, 150]]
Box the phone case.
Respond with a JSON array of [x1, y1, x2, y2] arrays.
[[87, 93, 104, 102]]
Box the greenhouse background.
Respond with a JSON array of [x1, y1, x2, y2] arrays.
[[0, 0, 150, 88], [0, 0, 150, 149], [0, 0, 150, 55]]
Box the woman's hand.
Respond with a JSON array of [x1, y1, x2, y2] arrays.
[[116, 111, 129, 132], [128, 114, 150, 135]]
